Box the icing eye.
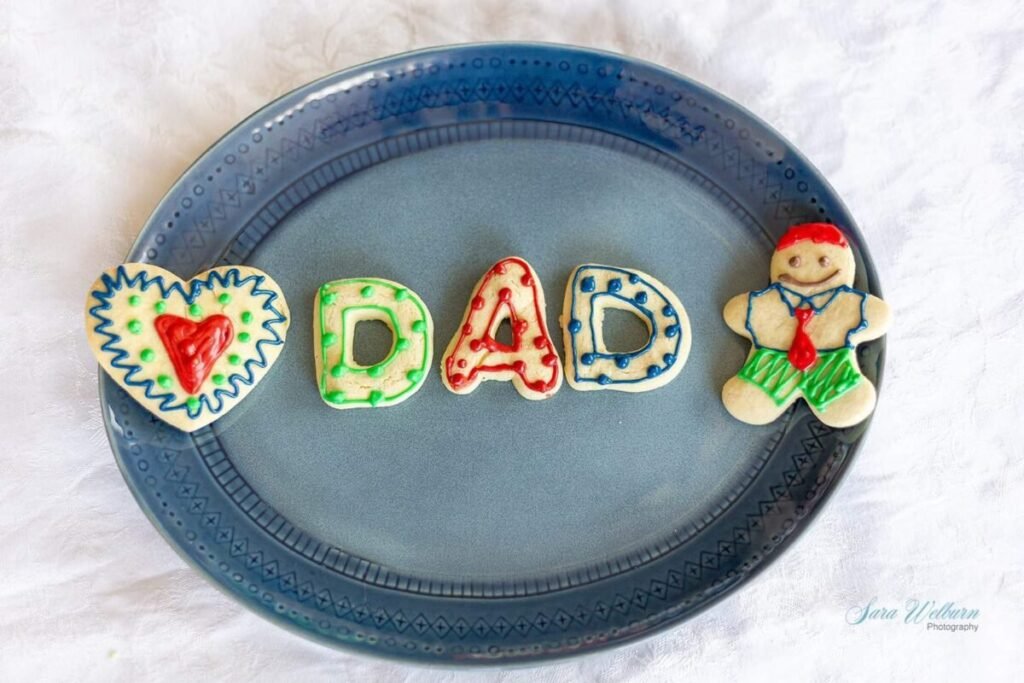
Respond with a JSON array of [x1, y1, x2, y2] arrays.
[[788, 255, 802, 267], [819, 255, 831, 267]]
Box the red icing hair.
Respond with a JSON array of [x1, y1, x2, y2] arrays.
[[775, 223, 848, 251]]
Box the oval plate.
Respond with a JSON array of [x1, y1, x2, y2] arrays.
[[102, 43, 885, 665]]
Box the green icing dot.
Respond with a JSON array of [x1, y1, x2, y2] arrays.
[[322, 293, 337, 305], [186, 396, 200, 410], [128, 295, 141, 306], [325, 390, 345, 404], [218, 292, 231, 305], [367, 365, 385, 378], [322, 333, 339, 347], [127, 319, 142, 334], [157, 374, 172, 389], [411, 320, 427, 333], [368, 390, 384, 406], [189, 303, 202, 317], [228, 354, 241, 365], [330, 364, 346, 378], [211, 374, 225, 385], [395, 337, 410, 351], [407, 369, 424, 383], [140, 348, 155, 362], [394, 288, 409, 301], [238, 332, 251, 342], [241, 311, 253, 324], [154, 301, 166, 314], [360, 285, 374, 298]]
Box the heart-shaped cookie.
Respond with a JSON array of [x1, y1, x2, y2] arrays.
[[85, 263, 290, 432]]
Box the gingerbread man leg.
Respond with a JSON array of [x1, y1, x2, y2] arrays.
[[806, 378, 877, 428], [721, 374, 793, 425]]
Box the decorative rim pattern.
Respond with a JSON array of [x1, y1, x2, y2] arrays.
[[101, 43, 884, 664]]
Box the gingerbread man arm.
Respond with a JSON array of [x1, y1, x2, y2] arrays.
[[723, 292, 752, 339], [850, 293, 892, 344]]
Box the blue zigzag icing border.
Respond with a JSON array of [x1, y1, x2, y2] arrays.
[[87, 265, 287, 419]]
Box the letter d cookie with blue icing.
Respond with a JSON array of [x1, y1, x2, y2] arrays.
[[560, 265, 691, 392]]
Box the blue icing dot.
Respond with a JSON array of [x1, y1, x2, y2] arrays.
[[646, 365, 662, 378], [665, 324, 680, 338], [598, 374, 612, 385], [663, 353, 676, 365], [580, 353, 595, 365], [663, 305, 675, 317], [628, 273, 640, 284], [580, 276, 596, 293], [634, 291, 648, 304], [607, 279, 622, 293], [568, 319, 582, 333], [615, 355, 629, 369]]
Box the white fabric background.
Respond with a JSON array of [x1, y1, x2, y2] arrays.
[[2, 0, 1022, 680]]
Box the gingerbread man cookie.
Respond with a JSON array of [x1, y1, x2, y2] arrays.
[[85, 264, 290, 432], [722, 223, 891, 427], [441, 256, 562, 400]]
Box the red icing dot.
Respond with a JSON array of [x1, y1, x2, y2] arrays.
[[492, 262, 507, 275], [469, 339, 483, 352], [514, 319, 528, 334], [450, 373, 466, 386], [462, 323, 473, 335], [520, 274, 533, 286], [498, 287, 512, 303], [513, 360, 527, 374], [542, 353, 558, 367], [457, 359, 467, 369], [529, 380, 548, 392], [471, 295, 485, 310], [533, 335, 548, 349]]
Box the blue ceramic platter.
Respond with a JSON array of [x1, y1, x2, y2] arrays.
[[102, 43, 885, 665]]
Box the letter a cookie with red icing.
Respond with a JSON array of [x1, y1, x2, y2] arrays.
[[442, 257, 562, 400], [722, 223, 891, 428]]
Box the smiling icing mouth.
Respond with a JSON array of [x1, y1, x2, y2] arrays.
[[778, 270, 840, 287]]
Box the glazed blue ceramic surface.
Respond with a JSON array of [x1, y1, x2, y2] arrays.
[[102, 43, 885, 664]]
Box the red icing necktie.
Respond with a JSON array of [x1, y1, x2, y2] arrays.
[[788, 306, 818, 372]]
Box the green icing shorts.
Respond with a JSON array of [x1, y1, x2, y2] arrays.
[[738, 347, 861, 410]]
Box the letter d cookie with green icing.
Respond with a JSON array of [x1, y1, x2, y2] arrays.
[[314, 278, 433, 409]]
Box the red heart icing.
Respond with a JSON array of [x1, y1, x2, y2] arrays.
[[154, 314, 234, 394]]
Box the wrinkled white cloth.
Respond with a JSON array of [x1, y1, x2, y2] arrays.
[[2, 0, 1022, 680]]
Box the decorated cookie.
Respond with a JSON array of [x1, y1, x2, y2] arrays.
[[561, 264, 692, 392], [441, 257, 562, 400], [314, 278, 433, 409], [85, 264, 290, 432], [722, 223, 891, 427]]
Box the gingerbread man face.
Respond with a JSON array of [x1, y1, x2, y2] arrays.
[[769, 229, 856, 296]]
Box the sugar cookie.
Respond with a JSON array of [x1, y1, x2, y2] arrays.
[[441, 257, 562, 400], [561, 264, 691, 392], [314, 278, 433, 409], [84, 263, 290, 432], [722, 223, 891, 427]]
